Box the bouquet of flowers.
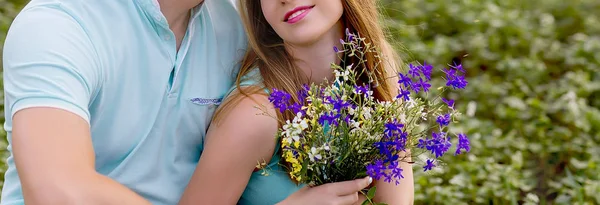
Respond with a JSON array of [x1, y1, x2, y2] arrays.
[[265, 30, 471, 202]]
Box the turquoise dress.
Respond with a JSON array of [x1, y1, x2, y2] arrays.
[[222, 69, 306, 205]]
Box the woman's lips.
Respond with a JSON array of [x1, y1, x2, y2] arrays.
[[284, 5, 315, 24]]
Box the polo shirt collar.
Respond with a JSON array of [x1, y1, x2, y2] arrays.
[[136, 0, 204, 27]]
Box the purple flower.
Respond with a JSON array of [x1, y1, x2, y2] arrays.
[[288, 103, 304, 115], [413, 77, 431, 93], [343, 115, 351, 124], [397, 73, 412, 88], [326, 97, 352, 112], [455, 133, 471, 155], [451, 62, 465, 73], [408, 64, 420, 78], [420, 62, 433, 80], [396, 88, 411, 101], [366, 160, 386, 180], [318, 111, 340, 126], [442, 98, 455, 109], [333, 46, 339, 53], [354, 85, 370, 96], [436, 113, 451, 127], [444, 67, 468, 90], [384, 121, 405, 138], [345, 28, 354, 42], [423, 159, 436, 172], [296, 84, 310, 101], [393, 131, 408, 151], [374, 141, 391, 156], [390, 161, 404, 180], [417, 132, 452, 158], [269, 88, 291, 113]]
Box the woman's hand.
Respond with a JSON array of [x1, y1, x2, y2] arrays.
[[276, 177, 373, 205]]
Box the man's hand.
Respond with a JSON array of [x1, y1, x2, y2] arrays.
[[12, 107, 151, 205]]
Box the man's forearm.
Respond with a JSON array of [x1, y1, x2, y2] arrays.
[[86, 173, 153, 205], [23, 172, 151, 205]]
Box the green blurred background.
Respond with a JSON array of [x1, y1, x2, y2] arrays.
[[0, 0, 599, 204]]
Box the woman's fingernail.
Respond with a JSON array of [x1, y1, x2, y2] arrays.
[[367, 177, 373, 184]]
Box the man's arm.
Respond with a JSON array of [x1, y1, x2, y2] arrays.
[[3, 5, 150, 205], [12, 108, 151, 205]]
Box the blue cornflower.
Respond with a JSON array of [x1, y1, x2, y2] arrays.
[[384, 174, 393, 183], [408, 64, 420, 78], [366, 160, 386, 180], [455, 133, 471, 155], [296, 84, 310, 101], [384, 121, 404, 138], [396, 88, 411, 101], [374, 141, 391, 156], [451, 62, 465, 73], [269, 88, 291, 113], [318, 111, 340, 126], [397, 73, 412, 88], [388, 161, 404, 180], [417, 132, 452, 158], [413, 77, 431, 93], [288, 103, 304, 115], [343, 115, 352, 124], [444, 68, 468, 90], [442, 98, 455, 109], [436, 113, 451, 127], [423, 159, 436, 172], [393, 131, 408, 151], [420, 62, 433, 80], [384, 153, 399, 164], [328, 98, 352, 112], [354, 85, 370, 96]]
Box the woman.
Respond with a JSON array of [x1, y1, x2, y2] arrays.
[[179, 0, 414, 204]]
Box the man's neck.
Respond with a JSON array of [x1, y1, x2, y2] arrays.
[[286, 22, 345, 84], [157, 0, 204, 49], [157, 0, 203, 25]]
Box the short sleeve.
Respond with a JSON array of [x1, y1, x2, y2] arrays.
[[2, 4, 101, 124]]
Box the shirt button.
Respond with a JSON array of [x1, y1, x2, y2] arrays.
[[164, 35, 171, 41], [153, 14, 162, 21]]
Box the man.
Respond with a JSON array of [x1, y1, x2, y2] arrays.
[[1, 0, 372, 204]]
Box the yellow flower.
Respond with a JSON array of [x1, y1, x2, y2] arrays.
[[281, 137, 291, 147]]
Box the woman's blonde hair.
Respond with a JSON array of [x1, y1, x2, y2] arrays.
[[213, 0, 402, 125]]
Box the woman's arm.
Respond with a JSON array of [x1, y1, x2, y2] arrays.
[[371, 150, 414, 205], [178, 91, 279, 205], [368, 42, 415, 205]]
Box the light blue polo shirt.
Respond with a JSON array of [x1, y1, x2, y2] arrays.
[[1, 0, 247, 204]]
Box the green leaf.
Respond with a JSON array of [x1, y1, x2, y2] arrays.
[[367, 186, 377, 199]]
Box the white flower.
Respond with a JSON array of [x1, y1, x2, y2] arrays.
[[350, 120, 360, 129], [379, 101, 392, 109], [334, 69, 350, 81], [407, 99, 417, 109], [309, 147, 322, 162], [324, 143, 330, 151], [362, 107, 372, 120], [399, 113, 407, 124]]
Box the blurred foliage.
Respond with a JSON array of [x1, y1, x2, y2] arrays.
[[1, 0, 27, 193], [381, 0, 600, 204], [0, 0, 599, 204]]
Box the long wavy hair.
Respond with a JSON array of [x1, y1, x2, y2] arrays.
[[213, 0, 402, 126]]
